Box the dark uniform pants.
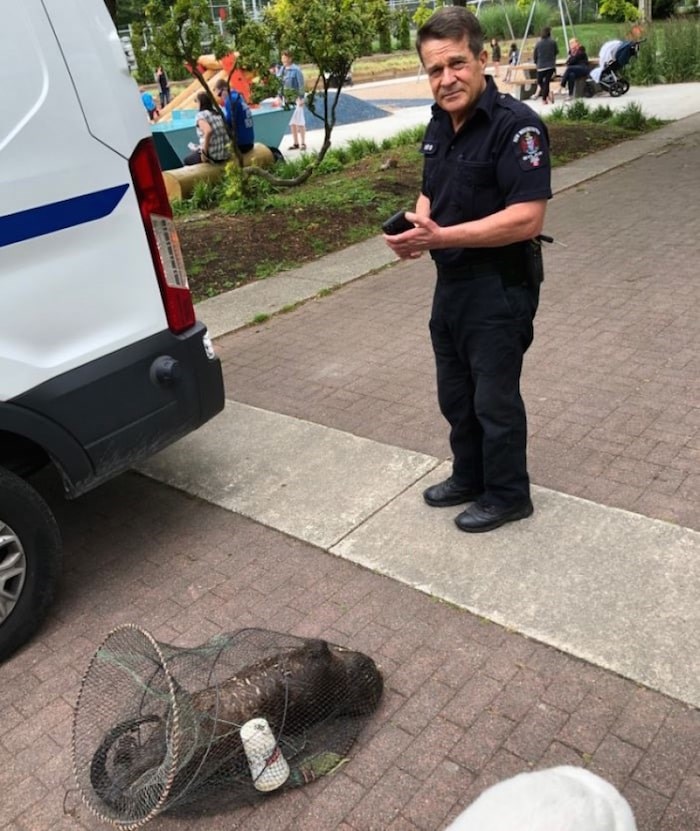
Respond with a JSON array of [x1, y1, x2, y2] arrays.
[[429, 271, 539, 508]]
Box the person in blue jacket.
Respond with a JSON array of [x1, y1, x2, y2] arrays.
[[140, 87, 159, 121], [214, 78, 255, 154]]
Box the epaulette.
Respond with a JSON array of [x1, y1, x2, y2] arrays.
[[494, 93, 534, 117]]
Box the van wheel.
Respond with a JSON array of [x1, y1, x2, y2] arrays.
[[0, 468, 62, 661]]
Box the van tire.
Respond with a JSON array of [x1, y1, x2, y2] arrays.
[[0, 468, 62, 662]]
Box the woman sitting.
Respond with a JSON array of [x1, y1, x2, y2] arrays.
[[183, 91, 230, 165], [559, 38, 590, 99]]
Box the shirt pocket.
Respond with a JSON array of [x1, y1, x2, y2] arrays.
[[453, 160, 498, 220]]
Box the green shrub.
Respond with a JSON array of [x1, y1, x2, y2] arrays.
[[130, 22, 154, 85], [598, 0, 640, 22], [628, 18, 700, 84], [479, 3, 549, 43], [658, 17, 700, 82], [345, 137, 380, 162], [543, 100, 659, 130], [413, 0, 433, 31], [610, 101, 647, 130], [189, 179, 222, 210], [316, 155, 345, 174], [564, 99, 590, 120], [588, 104, 614, 121], [378, 24, 393, 54], [219, 164, 275, 214], [395, 10, 412, 51]]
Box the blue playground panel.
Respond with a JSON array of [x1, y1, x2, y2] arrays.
[[151, 106, 291, 170]]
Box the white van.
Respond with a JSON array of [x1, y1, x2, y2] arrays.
[[0, 1, 225, 659]]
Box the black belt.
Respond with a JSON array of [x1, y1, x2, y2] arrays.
[[436, 262, 499, 280], [436, 262, 526, 287]]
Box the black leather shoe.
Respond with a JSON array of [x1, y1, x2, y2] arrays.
[[423, 477, 481, 507], [455, 499, 534, 533]]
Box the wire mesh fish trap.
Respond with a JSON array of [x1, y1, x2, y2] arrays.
[[72, 625, 383, 828]]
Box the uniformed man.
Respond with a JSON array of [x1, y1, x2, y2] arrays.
[[384, 7, 551, 532]]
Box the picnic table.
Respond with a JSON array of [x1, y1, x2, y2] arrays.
[[508, 58, 599, 101]]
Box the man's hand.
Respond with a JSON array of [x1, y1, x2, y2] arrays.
[[383, 212, 440, 259]]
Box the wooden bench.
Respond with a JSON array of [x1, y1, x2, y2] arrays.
[[162, 143, 275, 202]]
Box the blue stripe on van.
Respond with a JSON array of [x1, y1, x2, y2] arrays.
[[0, 184, 129, 248]]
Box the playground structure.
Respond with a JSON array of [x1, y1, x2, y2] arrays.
[[151, 51, 290, 194], [157, 53, 253, 122]]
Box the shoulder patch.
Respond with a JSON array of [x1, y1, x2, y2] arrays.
[[512, 126, 545, 170]]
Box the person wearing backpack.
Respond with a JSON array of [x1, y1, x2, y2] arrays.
[[214, 78, 255, 154]]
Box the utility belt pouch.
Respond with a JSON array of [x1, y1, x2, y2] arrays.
[[525, 237, 546, 289]]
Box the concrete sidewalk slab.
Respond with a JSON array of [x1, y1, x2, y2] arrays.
[[334, 462, 700, 709], [140, 405, 700, 709], [139, 400, 438, 549]]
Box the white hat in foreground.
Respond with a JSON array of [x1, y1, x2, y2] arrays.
[[445, 766, 637, 831]]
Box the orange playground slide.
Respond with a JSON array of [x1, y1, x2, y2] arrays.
[[158, 53, 253, 122]]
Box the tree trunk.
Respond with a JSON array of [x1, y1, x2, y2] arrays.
[[638, 0, 652, 22]]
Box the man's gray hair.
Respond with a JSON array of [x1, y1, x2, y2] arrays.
[[416, 6, 484, 60]]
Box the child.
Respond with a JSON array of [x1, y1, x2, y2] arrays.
[[490, 37, 502, 77], [504, 43, 519, 82], [139, 88, 159, 122]]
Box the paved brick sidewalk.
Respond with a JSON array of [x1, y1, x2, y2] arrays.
[[218, 134, 700, 531], [1, 473, 698, 831]]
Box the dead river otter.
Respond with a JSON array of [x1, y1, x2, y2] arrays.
[[89, 637, 383, 817]]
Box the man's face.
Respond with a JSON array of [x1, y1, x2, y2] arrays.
[[281, 54, 291, 67], [421, 36, 487, 125]]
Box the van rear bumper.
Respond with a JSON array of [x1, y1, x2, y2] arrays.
[[10, 322, 225, 496]]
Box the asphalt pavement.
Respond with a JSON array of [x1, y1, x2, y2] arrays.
[[1, 79, 698, 831]]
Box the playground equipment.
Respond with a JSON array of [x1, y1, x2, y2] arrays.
[[157, 53, 252, 123], [151, 52, 289, 174], [474, 0, 576, 65], [516, 0, 576, 65]]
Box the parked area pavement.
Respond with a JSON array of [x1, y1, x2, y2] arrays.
[[2, 82, 699, 830]]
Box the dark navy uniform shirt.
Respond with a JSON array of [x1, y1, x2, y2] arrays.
[[421, 76, 551, 268]]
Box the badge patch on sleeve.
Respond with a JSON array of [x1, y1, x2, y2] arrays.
[[512, 126, 545, 170]]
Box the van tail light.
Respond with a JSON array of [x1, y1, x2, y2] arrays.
[[128, 138, 195, 333]]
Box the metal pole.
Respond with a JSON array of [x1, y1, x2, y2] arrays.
[[501, 0, 515, 41], [519, 0, 537, 64], [559, 0, 569, 52]]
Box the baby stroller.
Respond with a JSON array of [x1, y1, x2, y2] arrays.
[[584, 39, 643, 97]]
